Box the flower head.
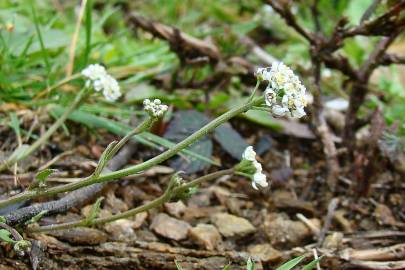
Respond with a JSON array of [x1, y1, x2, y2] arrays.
[[143, 98, 168, 117], [240, 146, 269, 190], [257, 62, 307, 118], [82, 64, 121, 101]]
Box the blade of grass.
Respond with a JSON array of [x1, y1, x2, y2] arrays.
[[66, 0, 88, 76], [83, 0, 93, 67], [301, 256, 323, 270], [29, 0, 51, 77], [276, 255, 306, 270], [9, 113, 22, 146]]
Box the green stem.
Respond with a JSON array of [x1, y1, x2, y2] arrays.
[[248, 81, 260, 102], [29, 169, 234, 232], [0, 97, 263, 209], [0, 88, 88, 173], [107, 117, 156, 160]]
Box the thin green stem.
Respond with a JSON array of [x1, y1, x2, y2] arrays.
[[248, 81, 260, 102], [107, 117, 156, 160], [0, 88, 88, 173], [0, 96, 263, 209], [29, 169, 234, 232]]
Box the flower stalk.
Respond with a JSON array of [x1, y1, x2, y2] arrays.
[[29, 169, 234, 232]]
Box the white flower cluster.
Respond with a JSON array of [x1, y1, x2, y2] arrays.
[[82, 64, 121, 101], [143, 99, 168, 117], [242, 146, 268, 190], [256, 62, 307, 118]]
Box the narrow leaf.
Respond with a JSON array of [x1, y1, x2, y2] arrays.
[[35, 169, 58, 182], [0, 229, 16, 244], [276, 255, 305, 270], [301, 256, 324, 270], [86, 197, 104, 223], [94, 141, 118, 177], [247, 257, 255, 270]]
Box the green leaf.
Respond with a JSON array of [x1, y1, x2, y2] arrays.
[[85, 197, 104, 224], [0, 216, 6, 223], [94, 141, 118, 177], [25, 210, 49, 225], [243, 110, 282, 130], [222, 263, 231, 270], [247, 257, 255, 270], [276, 255, 305, 270], [35, 169, 58, 183], [0, 229, 16, 244], [301, 256, 324, 270], [345, 0, 374, 24]]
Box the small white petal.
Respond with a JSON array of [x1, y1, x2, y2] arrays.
[[272, 105, 289, 116], [242, 146, 256, 161], [253, 160, 262, 173], [253, 172, 268, 188], [252, 181, 259, 190], [291, 107, 306, 118]]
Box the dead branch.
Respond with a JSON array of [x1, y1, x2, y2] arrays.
[[127, 13, 221, 64], [341, 243, 405, 261], [344, 260, 405, 270], [380, 54, 405, 66], [266, 0, 313, 42], [344, 1, 405, 38]]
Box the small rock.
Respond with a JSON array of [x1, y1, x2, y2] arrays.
[[104, 219, 137, 241], [211, 213, 255, 238], [264, 213, 318, 247], [136, 229, 158, 242], [120, 185, 149, 208], [46, 228, 107, 245], [183, 206, 225, 221], [211, 186, 231, 206], [150, 213, 191, 241], [225, 197, 244, 216], [374, 203, 398, 226], [104, 191, 128, 214], [248, 244, 282, 263], [189, 224, 223, 251], [132, 212, 148, 229], [322, 232, 343, 250], [187, 189, 212, 207], [164, 201, 187, 218], [272, 190, 315, 216]]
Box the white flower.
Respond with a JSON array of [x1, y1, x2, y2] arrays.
[[82, 64, 121, 101], [143, 98, 168, 117], [252, 171, 268, 190], [82, 64, 107, 81], [257, 62, 307, 119], [242, 146, 256, 161], [241, 146, 268, 190]]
